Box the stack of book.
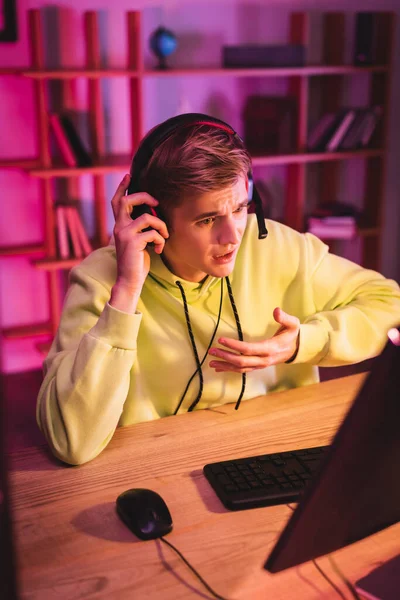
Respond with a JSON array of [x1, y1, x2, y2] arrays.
[[55, 204, 93, 259], [307, 216, 357, 240], [307, 106, 382, 153], [307, 202, 360, 240], [49, 113, 93, 167]]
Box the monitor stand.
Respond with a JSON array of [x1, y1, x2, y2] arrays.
[[355, 554, 400, 600]]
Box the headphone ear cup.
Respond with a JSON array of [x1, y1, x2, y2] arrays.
[[127, 178, 139, 196]]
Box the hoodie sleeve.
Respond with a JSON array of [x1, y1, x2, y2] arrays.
[[292, 233, 400, 366], [36, 262, 142, 466]]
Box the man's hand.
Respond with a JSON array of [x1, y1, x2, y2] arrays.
[[208, 307, 300, 373], [109, 174, 169, 313]]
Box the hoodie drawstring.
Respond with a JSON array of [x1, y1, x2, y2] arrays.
[[175, 276, 246, 414]]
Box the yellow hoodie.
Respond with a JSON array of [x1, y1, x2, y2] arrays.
[[37, 216, 400, 465]]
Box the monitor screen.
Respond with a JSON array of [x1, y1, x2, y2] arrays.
[[0, 374, 19, 599], [264, 326, 400, 573]]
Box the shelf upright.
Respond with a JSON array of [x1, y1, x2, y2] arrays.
[[285, 12, 308, 232], [363, 13, 395, 271], [84, 11, 109, 248], [29, 9, 59, 337], [317, 13, 347, 212], [127, 11, 144, 155]]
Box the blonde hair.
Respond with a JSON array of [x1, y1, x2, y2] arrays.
[[138, 123, 251, 211]]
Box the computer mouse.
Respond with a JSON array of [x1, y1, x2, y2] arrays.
[[116, 488, 173, 541]]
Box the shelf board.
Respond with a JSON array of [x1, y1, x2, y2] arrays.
[[34, 257, 85, 270], [28, 154, 131, 178], [252, 148, 383, 166], [27, 148, 384, 178], [19, 64, 389, 80], [0, 158, 41, 170], [0, 243, 45, 257], [142, 64, 389, 77], [0, 68, 23, 76], [22, 69, 140, 79], [2, 322, 52, 340]]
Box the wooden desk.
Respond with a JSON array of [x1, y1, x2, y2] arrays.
[[8, 374, 400, 599]]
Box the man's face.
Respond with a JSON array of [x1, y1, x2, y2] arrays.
[[162, 176, 249, 282]]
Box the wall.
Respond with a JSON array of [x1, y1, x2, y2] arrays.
[[1, 0, 399, 373]]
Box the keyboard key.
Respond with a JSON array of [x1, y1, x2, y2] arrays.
[[225, 465, 237, 472], [250, 481, 261, 488], [217, 474, 231, 485], [224, 484, 238, 492], [210, 464, 225, 474], [238, 483, 251, 490], [281, 483, 293, 490]]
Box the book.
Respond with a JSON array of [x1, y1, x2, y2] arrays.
[[360, 106, 382, 147], [307, 111, 347, 152], [58, 115, 93, 167], [56, 206, 70, 258], [307, 221, 357, 240], [339, 109, 369, 150], [308, 216, 356, 227], [49, 114, 77, 167], [70, 207, 93, 255], [326, 110, 357, 151], [307, 113, 336, 151], [55, 205, 92, 259], [64, 207, 83, 258]]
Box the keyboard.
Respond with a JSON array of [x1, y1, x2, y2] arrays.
[[203, 446, 329, 510]]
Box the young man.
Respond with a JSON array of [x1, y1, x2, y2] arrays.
[[37, 116, 400, 465]]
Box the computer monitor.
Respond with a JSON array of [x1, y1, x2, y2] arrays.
[[264, 326, 400, 573], [0, 374, 19, 599]]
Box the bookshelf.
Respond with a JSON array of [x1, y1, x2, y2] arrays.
[[0, 8, 395, 348]]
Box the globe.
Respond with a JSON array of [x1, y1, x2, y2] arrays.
[[150, 27, 178, 70]]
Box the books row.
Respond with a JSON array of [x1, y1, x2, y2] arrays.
[[308, 106, 382, 153], [55, 205, 93, 259], [49, 114, 92, 167]]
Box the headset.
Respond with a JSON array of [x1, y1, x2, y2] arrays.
[[127, 112, 268, 240]]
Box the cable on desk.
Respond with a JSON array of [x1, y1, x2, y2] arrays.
[[328, 556, 362, 600], [312, 559, 347, 600], [160, 536, 230, 600]]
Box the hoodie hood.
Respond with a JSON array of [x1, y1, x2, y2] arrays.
[[147, 248, 221, 301]]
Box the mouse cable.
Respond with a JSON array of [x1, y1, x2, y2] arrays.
[[286, 505, 347, 600], [312, 559, 347, 600], [160, 536, 230, 600], [327, 555, 362, 600]]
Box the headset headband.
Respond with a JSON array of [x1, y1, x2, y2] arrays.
[[129, 113, 268, 240]]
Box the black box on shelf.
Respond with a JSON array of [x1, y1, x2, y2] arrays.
[[243, 96, 298, 155], [222, 45, 305, 68], [353, 13, 378, 66]]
